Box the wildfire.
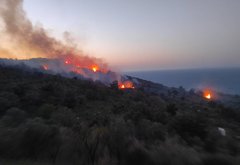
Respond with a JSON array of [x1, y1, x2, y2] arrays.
[[118, 80, 135, 89], [63, 56, 103, 74], [203, 90, 212, 100], [91, 65, 99, 72], [65, 60, 70, 64], [205, 93, 211, 99], [120, 84, 125, 89]]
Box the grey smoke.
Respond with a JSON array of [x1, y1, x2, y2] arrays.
[[0, 0, 105, 65], [0, 0, 64, 57], [0, 0, 120, 83], [0, 58, 119, 85]]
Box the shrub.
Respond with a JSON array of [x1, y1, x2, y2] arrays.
[[150, 139, 201, 165], [125, 146, 152, 165], [0, 92, 19, 116], [166, 103, 178, 116], [21, 118, 61, 160], [51, 107, 75, 127], [37, 104, 56, 119], [169, 113, 208, 142], [63, 91, 77, 108], [202, 154, 234, 165], [220, 107, 240, 123], [135, 119, 165, 141], [1, 107, 26, 127]]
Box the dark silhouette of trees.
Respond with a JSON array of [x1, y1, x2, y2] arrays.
[[0, 66, 239, 164]]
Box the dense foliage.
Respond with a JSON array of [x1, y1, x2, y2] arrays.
[[0, 66, 240, 165]]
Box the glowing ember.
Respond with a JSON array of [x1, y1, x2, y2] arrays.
[[118, 81, 135, 89], [62, 55, 106, 74], [92, 66, 98, 72], [205, 93, 211, 99], [42, 64, 48, 70], [65, 60, 70, 64], [120, 84, 125, 89], [203, 90, 212, 100]]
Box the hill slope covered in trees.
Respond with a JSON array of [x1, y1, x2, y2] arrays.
[[0, 65, 240, 165]]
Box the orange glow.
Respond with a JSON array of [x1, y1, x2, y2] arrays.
[[203, 90, 212, 100], [205, 93, 211, 99], [42, 64, 48, 70], [92, 65, 99, 72], [118, 80, 135, 89], [120, 84, 125, 89], [65, 60, 70, 64], [62, 55, 108, 74]]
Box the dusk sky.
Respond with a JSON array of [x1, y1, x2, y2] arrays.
[[22, 0, 240, 70]]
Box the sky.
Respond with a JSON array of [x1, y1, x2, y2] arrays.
[[23, 0, 240, 71]]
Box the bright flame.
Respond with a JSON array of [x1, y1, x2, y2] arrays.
[[92, 65, 99, 72], [118, 81, 135, 89], [120, 84, 125, 89], [205, 93, 211, 99], [63, 55, 106, 74], [65, 60, 70, 64], [203, 90, 212, 100]]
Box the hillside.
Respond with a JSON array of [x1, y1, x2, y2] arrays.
[[0, 65, 240, 165]]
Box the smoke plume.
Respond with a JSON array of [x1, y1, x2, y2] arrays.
[[0, 0, 105, 67], [0, 0, 129, 85]]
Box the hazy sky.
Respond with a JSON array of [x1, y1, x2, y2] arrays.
[[23, 0, 240, 71]]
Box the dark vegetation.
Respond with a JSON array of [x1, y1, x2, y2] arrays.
[[0, 65, 240, 165]]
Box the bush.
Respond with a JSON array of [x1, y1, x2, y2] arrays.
[[125, 145, 152, 165], [220, 107, 240, 123], [124, 102, 152, 123], [21, 118, 61, 160], [135, 119, 165, 141], [166, 103, 178, 116], [202, 154, 234, 165], [63, 91, 77, 108], [150, 139, 201, 165], [51, 107, 75, 127], [37, 104, 56, 119], [107, 119, 133, 163], [0, 92, 19, 116], [0, 126, 25, 158], [1, 107, 26, 127], [169, 113, 208, 142]]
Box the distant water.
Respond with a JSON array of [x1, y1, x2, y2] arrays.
[[127, 68, 240, 95]]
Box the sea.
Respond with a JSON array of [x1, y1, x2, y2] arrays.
[[126, 68, 240, 95]]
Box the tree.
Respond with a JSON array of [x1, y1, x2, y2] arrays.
[[21, 118, 61, 161], [1, 107, 26, 127], [166, 103, 178, 116]]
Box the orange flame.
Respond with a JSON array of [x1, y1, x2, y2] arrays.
[[120, 84, 125, 89], [63, 55, 106, 74], [205, 93, 211, 99], [92, 65, 99, 72], [118, 80, 135, 89], [203, 90, 212, 100]]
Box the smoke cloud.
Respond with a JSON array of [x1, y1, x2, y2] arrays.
[[0, 0, 106, 67], [0, 0, 126, 85]]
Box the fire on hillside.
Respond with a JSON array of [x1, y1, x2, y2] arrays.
[[0, 0, 137, 90]]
